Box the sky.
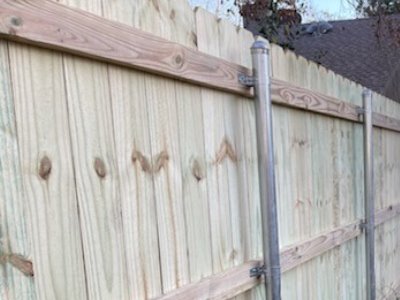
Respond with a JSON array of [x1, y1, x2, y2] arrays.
[[188, 0, 358, 24], [309, 0, 357, 20]]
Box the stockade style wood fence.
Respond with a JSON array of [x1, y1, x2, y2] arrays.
[[0, 0, 400, 299]]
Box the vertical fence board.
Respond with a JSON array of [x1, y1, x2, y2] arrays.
[[100, 1, 162, 298], [165, 0, 214, 286], [195, 8, 234, 275], [57, 1, 129, 299], [8, 43, 87, 300], [137, 0, 191, 293], [0, 41, 36, 300]]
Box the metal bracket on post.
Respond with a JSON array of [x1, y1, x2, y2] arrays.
[[362, 89, 376, 300], [250, 265, 266, 278], [251, 40, 281, 300], [238, 73, 255, 87]]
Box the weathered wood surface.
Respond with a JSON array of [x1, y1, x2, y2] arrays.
[[0, 0, 252, 97], [375, 203, 400, 226], [0, 40, 36, 299]]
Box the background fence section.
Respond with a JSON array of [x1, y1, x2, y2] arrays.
[[0, 0, 399, 299]]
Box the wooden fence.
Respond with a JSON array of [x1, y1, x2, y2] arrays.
[[0, 0, 399, 299]]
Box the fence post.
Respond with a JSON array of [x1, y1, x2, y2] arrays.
[[250, 40, 281, 300], [362, 89, 376, 300]]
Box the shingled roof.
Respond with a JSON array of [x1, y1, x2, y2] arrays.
[[285, 15, 400, 102]]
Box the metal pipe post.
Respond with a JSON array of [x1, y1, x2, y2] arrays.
[[251, 40, 281, 300], [363, 89, 376, 300]]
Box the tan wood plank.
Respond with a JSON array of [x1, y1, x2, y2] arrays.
[[0, 40, 36, 299], [280, 221, 362, 273], [373, 112, 400, 133], [3, 0, 400, 137], [0, 0, 252, 97], [195, 8, 235, 274], [153, 261, 261, 300], [375, 203, 400, 226], [138, 0, 191, 293], [271, 78, 360, 122], [100, 1, 162, 298], [164, 0, 214, 286], [8, 42, 87, 299], [57, 0, 129, 298], [62, 55, 129, 300], [155, 215, 387, 300]]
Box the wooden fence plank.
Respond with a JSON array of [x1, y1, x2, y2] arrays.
[[154, 197, 400, 300], [0, 0, 252, 97], [62, 54, 129, 299], [155, 219, 365, 300], [271, 78, 360, 122], [0, 40, 36, 300], [139, 0, 191, 293], [101, 1, 162, 298], [280, 221, 362, 273], [195, 8, 236, 275], [375, 203, 400, 226], [153, 261, 261, 300], [58, 1, 129, 299], [373, 112, 400, 133], [8, 42, 87, 299], [2, 0, 400, 136]]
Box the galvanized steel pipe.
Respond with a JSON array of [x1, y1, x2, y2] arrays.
[[363, 89, 376, 300], [251, 40, 281, 300]]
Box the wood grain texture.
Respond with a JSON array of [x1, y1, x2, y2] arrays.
[[0, 0, 252, 97], [375, 203, 400, 226], [137, 0, 191, 293], [153, 261, 261, 300], [101, 1, 162, 298], [2, 0, 400, 137], [57, 1, 129, 299], [270, 43, 365, 300], [8, 42, 87, 299], [271, 78, 360, 122], [0, 40, 36, 300], [195, 8, 236, 276], [280, 221, 362, 273]]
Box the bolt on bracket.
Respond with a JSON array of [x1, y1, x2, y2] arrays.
[[238, 73, 255, 87], [250, 265, 266, 278]]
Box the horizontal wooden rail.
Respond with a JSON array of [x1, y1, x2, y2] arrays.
[[152, 261, 262, 300], [373, 112, 400, 133], [375, 203, 400, 226], [156, 202, 400, 299], [271, 79, 361, 122], [0, 0, 252, 97], [2, 0, 400, 134], [280, 221, 362, 273]]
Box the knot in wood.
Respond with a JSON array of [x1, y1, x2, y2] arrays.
[[39, 156, 52, 180], [1, 253, 34, 277], [191, 159, 204, 182], [132, 150, 151, 173], [94, 157, 107, 178], [153, 151, 169, 173], [174, 55, 183, 67], [10, 16, 23, 27]]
